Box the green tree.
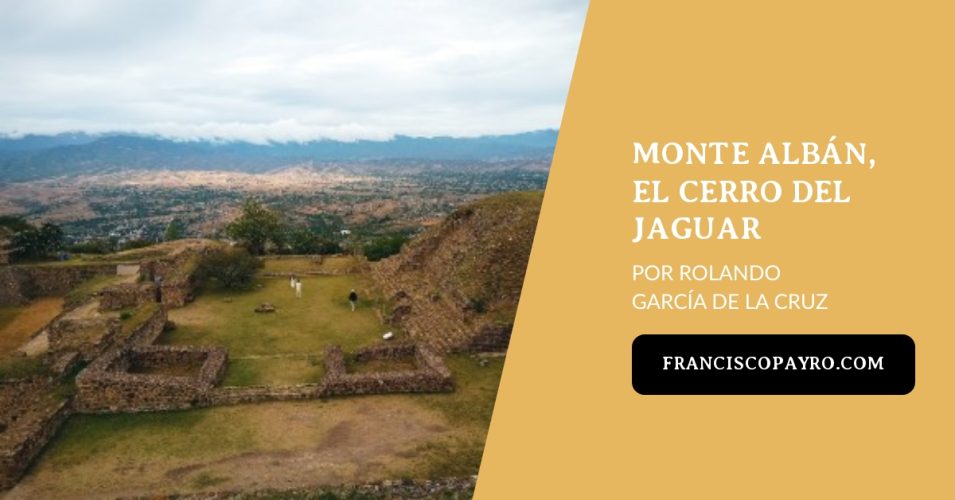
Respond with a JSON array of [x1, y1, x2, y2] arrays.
[[38, 223, 65, 254], [195, 248, 263, 289], [286, 226, 343, 255], [0, 216, 33, 233], [163, 218, 186, 241], [11, 221, 64, 260], [225, 199, 284, 255], [67, 238, 116, 254], [11, 229, 39, 259]]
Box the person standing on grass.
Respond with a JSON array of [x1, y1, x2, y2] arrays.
[[349, 289, 358, 311], [290, 275, 295, 289], [295, 279, 303, 298]]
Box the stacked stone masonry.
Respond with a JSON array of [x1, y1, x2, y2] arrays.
[[195, 476, 477, 499], [98, 282, 158, 311], [321, 342, 454, 397], [139, 252, 201, 308], [74, 345, 227, 413], [373, 263, 515, 355], [0, 380, 72, 490], [465, 324, 513, 353], [208, 384, 322, 406], [0, 264, 119, 306], [124, 304, 168, 346], [47, 315, 120, 362]]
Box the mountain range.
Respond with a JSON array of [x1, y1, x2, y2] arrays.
[[0, 130, 557, 182]]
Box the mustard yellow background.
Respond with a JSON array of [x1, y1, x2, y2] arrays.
[[477, 2, 954, 498]]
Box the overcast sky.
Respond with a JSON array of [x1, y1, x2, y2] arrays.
[[0, 0, 587, 143]]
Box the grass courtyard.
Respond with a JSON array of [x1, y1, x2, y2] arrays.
[[161, 259, 398, 386]]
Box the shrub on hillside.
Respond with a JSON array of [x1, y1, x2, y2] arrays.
[[363, 233, 409, 261], [121, 239, 155, 251], [163, 218, 187, 241], [67, 238, 117, 254]]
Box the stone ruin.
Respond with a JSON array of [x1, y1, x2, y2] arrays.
[[0, 247, 462, 491], [0, 256, 189, 489], [74, 345, 228, 413], [0, 263, 120, 307], [98, 282, 158, 311], [465, 323, 513, 352], [48, 316, 120, 362], [322, 342, 454, 397], [46, 302, 168, 363], [138, 250, 205, 308], [0, 380, 71, 490], [377, 284, 514, 355]]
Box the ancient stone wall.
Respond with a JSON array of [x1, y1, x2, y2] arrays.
[[74, 345, 227, 413], [0, 272, 28, 308], [202, 477, 476, 499], [98, 282, 158, 311], [353, 342, 418, 361], [125, 304, 168, 346], [320, 343, 454, 397], [159, 281, 193, 308], [46, 301, 164, 365], [48, 352, 81, 381], [208, 384, 322, 406], [0, 264, 118, 306], [1, 245, 227, 490], [0, 380, 72, 490], [47, 316, 120, 362], [140, 252, 200, 308], [370, 193, 541, 354], [465, 323, 513, 353]]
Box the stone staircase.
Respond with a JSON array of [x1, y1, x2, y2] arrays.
[[372, 262, 482, 354], [368, 193, 540, 355]]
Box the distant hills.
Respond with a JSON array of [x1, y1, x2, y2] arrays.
[[0, 130, 557, 182]]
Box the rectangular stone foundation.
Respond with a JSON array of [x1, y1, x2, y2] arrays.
[[321, 342, 454, 397], [74, 345, 227, 413]]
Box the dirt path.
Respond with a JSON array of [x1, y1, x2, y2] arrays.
[[0, 297, 64, 357]]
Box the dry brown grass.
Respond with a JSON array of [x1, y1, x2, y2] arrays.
[[0, 297, 63, 356]]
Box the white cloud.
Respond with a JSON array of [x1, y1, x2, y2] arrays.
[[0, 0, 587, 142]]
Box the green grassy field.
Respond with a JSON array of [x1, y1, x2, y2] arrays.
[[162, 273, 395, 386], [221, 355, 325, 386]]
